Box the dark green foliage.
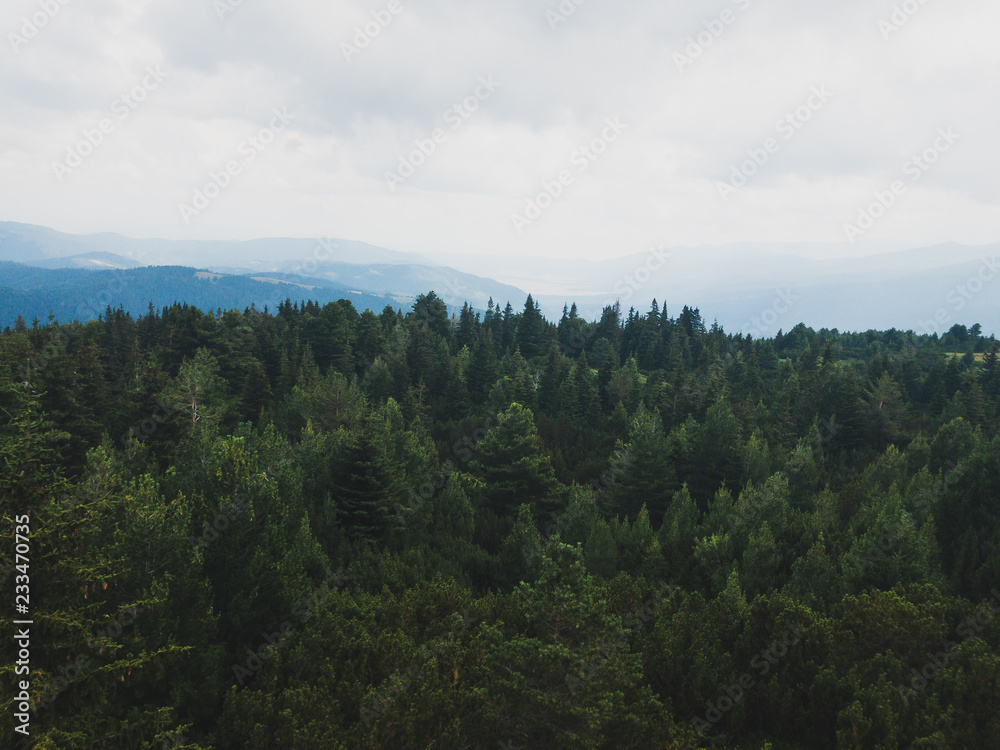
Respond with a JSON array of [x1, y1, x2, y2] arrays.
[[2, 293, 999, 749], [468, 402, 564, 521]]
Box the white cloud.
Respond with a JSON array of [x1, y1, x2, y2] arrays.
[[1, 0, 997, 258]]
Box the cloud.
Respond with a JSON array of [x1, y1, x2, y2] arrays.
[[1, 0, 997, 257]]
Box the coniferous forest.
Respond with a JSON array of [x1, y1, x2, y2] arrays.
[[2, 292, 1000, 749]]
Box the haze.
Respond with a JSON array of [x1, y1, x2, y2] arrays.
[[3, 0, 998, 261]]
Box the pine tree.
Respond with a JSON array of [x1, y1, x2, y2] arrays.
[[468, 403, 564, 520], [585, 519, 618, 577], [410, 292, 451, 341], [538, 345, 565, 415], [603, 404, 676, 522], [489, 539, 670, 746], [456, 302, 479, 351], [333, 424, 403, 540], [467, 329, 499, 405], [500, 301, 517, 354], [516, 295, 545, 359], [239, 359, 272, 423], [161, 348, 231, 438]]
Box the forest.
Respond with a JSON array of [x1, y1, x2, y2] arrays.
[[1, 292, 999, 749]]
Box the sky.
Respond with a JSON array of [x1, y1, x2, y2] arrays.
[[2, 0, 998, 261]]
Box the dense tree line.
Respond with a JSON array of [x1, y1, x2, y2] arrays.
[[2, 292, 999, 749]]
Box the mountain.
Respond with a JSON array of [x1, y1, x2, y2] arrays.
[[212, 261, 526, 312], [2, 222, 997, 336], [431, 241, 1000, 336], [0, 222, 422, 266], [0, 263, 407, 328], [0, 222, 526, 312]]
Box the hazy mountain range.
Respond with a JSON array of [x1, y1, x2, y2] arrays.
[[0, 221, 997, 336]]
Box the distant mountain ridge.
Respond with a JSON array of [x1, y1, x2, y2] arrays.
[[0, 263, 407, 328], [434, 241, 1000, 335], [0, 222, 421, 266], [0, 222, 526, 313], [1, 222, 997, 336]]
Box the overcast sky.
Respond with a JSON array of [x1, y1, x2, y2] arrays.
[[2, 0, 998, 261]]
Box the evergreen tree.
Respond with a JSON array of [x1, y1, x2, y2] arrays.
[[162, 348, 231, 438], [468, 403, 564, 520], [467, 329, 500, 404], [517, 294, 545, 359], [603, 404, 676, 522], [333, 424, 404, 540]]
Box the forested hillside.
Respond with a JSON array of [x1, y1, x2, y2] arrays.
[[2, 293, 999, 749], [0, 262, 404, 329]]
